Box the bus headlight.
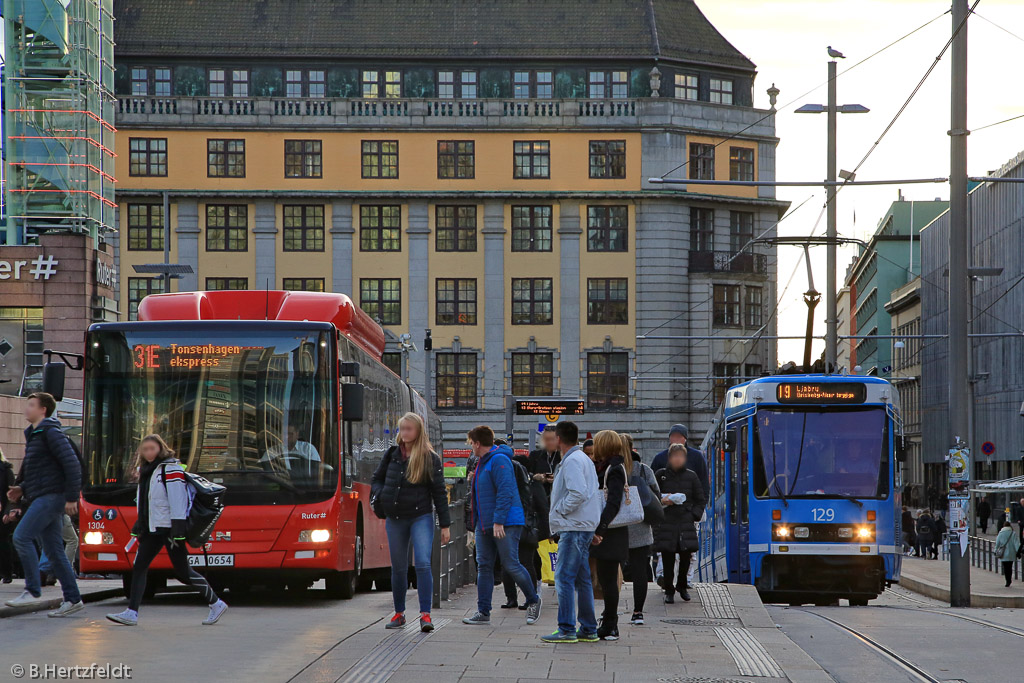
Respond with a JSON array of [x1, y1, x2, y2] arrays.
[[299, 529, 331, 543], [856, 526, 874, 540], [83, 531, 114, 545]]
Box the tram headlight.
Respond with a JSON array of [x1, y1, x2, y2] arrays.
[[83, 531, 114, 545], [774, 525, 790, 539], [837, 527, 854, 539], [857, 525, 874, 540], [793, 526, 810, 539], [299, 529, 331, 543]]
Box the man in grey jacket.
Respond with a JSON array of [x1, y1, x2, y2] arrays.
[[541, 421, 602, 644]]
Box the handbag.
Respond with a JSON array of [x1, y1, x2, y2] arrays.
[[631, 464, 665, 524], [604, 464, 644, 529]]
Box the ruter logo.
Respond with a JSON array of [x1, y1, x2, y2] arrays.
[[29, 254, 59, 280]]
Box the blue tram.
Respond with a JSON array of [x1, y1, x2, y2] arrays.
[[695, 375, 904, 605]]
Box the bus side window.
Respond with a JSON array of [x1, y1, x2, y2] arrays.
[[739, 424, 749, 524]]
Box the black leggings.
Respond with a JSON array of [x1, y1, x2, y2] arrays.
[[502, 540, 539, 603], [594, 558, 621, 625], [627, 546, 651, 613], [129, 530, 218, 611], [1003, 561, 1015, 586], [662, 551, 692, 594]]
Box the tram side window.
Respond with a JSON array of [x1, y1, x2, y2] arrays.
[[714, 430, 726, 500], [739, 425, 749, 524], [876, 418, 890, 498], [752, 425, 768, 497], [729, 429, 738, 524]]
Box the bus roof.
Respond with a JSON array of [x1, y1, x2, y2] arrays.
[[138, 290, 386, 358]]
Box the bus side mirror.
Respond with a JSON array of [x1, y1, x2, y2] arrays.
[[896, 435, 907, 463], [342, 383, 364, 422], [723, 430, 737, 453], [42, 362, 66, 401]]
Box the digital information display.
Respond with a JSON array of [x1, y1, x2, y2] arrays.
[[775, 382, 867, 404], [515, 399, 585, 416], [133, 343, 262, 370]]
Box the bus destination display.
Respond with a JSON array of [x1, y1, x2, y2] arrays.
[[775, 382, 867, 404], [133, 343, 263, 369]]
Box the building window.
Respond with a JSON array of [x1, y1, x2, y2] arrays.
[[437, 140, 475, 179], [587, 205, 628, 252], [674, 73, 698, 100], [714, 362, 742, 403], [588, 70, 628, 99], [513, 141, 550, 179], [690, 207, 714, 252], [689, 143, 715, 180], [127, 204, 164, 251], [436, 278, 477, 325], [513, 70, 553, 98], [435, 352, 477, 409], [588, 352, 628, 409], [512, 278, 553, 325], [435, 205, 476, 252], [128, 277, 164, 321], [359, 278, 402, 325], [206, 278, 248, 291], [282, 278, 325, 292], [131, 67, 148, 95], [461, 70, 477, 99], [745, 364, 763, 380], [512, 352, 553, 396], [206, 204, 248, 252], [713, 284, 742, 327], [359, 205, 402, 252], [132, 67, 171, 97], [362, 70, 401, 98], [589, 140, 626, 179], [128, 138, 167, 177], [511, 205, 553, 252], [730, 147, 754, 182], [207, 139, 245, 178], [710, 78, 733, 104], [208, 68, 248, 97], [745, 286, 763, 328], [437, 71, 455, 98], [284, 139, 322, 178], [730, 211, 754, 253], [382, 352, 402, 376], [286, 69, 325, 98], [587, 278, 628, 325], [154, 68, 172, 97], [282, 205, 325, 252], [435, 70, 477, 98], [361, 140, 399, 179]]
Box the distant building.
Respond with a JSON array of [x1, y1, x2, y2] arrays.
[[921, 152, 1024, 489], [885, 277, 923, 502]]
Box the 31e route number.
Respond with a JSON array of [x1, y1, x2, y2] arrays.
[[812, 508, 835, 522]]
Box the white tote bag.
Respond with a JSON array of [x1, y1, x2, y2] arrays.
[[604, 464, 644, 528]]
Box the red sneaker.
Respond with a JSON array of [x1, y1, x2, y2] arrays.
[[386, 613, 406, 629], [420, 613, 434, 633]]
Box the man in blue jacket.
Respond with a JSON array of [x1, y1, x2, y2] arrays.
[[5, 393, 84, 616], [463, 425, 541, 627]]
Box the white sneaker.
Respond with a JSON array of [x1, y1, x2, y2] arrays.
[[106, 609, 138, 626], [202, 599, 228, 625], [4, 590, 42, 607], [48, 600, 85, 617]]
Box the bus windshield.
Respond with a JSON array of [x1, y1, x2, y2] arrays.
[[752, 407, 888, 499], [83, 325, 338, 505]]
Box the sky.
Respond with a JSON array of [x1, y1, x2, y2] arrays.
[[697, 0, 1024, 362]]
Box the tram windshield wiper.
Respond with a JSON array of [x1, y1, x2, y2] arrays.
[[770, 434, 788, 508], [826, 493, 865, 508]]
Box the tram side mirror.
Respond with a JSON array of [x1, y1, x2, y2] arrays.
[[723, 429, 737, 453], [895, 435, 907, 463], [42, 362, 66, 402], [341, 383, 364, 422]]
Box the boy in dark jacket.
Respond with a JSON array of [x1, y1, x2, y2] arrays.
[[653, 444, 706, 603], [4, 393, 83, 616]]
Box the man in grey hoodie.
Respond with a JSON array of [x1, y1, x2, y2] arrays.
[[540, 421, 602, 644]]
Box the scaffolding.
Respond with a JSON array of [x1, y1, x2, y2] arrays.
[[2, 0, 116, 245]]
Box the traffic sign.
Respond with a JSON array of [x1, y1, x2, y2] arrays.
[[515, 398, 584, 416], [981, 441, 995, 456]]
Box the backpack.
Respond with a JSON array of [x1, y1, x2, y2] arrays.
[[509, 459, 537, 540], [162, 464, 227, 548]]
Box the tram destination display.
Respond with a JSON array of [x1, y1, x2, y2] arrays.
[[775, 382, 867, 404]]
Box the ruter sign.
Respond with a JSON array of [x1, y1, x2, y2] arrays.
[[515, 398, 585, 416]]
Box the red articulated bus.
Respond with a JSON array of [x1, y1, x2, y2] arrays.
[[78, 290, 441, 599]]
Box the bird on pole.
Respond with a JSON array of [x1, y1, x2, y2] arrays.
[[827, 45, 846, 59]]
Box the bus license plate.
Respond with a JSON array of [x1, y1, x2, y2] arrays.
[[188, 554, 234, 567]]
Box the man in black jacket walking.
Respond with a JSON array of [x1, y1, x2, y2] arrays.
[[4, 393, 83, 616], [651, 425, 708, 588]]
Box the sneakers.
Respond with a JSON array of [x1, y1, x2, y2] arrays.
[[106, 608, 138, 626], [630, 612, 645, 625], [386, 613, 406, 629], [202, 599, 228, 625], [525, 597, 542, 625], [541, 631, 579, 644], [462, 611, 490, 625], [597, 621, 619, 641], [48, 600, 85, 618], [420, 613, 434, 633], [576, 629, 600, 642], [4, 590, 42, 607]]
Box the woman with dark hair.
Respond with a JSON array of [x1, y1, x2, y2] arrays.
[[0, 447, 16, 583], [591, 430, 633, 640], [107, 434, 227, 626]]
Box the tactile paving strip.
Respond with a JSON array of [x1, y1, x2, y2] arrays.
[[339, 618, 450, 683], [713, 626, 785, 678], [694, 582, 739, 620], [662, 617, 741, 627]]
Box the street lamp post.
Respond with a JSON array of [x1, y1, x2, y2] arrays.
[[796, 56, 868, 371]]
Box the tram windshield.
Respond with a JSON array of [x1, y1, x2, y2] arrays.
[[752, 407, 888, 499], [83, 326, 338, 505]]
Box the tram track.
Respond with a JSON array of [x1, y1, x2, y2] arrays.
[[882, 603, 1024, 639]]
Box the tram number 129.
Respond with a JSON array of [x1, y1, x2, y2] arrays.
[[812, 508, 835, 522]]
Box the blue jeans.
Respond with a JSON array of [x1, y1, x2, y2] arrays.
[[475, 525, 538, 614], [13, 494, 81, 603], [555, 530, 597, 636], [385, 514, 434, 615]]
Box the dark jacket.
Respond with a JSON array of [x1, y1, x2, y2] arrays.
[[0, 460, 14, 517], [591, 456, 629, 562], [977, 500, 991, 519], [933, 515, 947, 541], [901, 509, 914, 534], [915, 513, 936, 545], [20, 417, 81, 503], [653, 465, 706, 554], [471, 445, 525, 530], [371, 445, 451, 527], [652, 445, 709, 501], [527, 448, 561, 477]]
